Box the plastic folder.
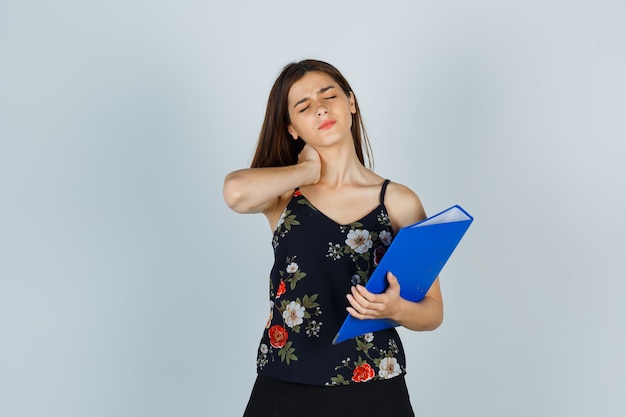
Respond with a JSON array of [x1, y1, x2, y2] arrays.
[[332, 205, 473, 345]]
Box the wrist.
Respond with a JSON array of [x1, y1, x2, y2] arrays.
[[391, 298, 410, 325], [300, 160, 320, 184]]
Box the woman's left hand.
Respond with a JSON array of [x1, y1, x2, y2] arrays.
[[346, 271, 402, 321]]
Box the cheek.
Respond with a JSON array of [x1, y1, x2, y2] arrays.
[[288, 116, 310, 134]]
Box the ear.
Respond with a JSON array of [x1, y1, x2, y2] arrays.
[[349, 92, 356, 114], [287, 125, 299, 140]]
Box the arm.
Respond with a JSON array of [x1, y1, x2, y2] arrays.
[[223, 144, 321, 216], [346, 182, 444, 331]]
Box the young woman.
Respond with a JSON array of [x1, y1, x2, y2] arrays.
[[223, 59, 443, 417]]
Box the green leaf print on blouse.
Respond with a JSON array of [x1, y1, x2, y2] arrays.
[[327, 333, 403, 386], [258, 259, 323, 368], [279, 258, 307, 290], [278, 341, 297, 364], [272, 209, 300, 249]]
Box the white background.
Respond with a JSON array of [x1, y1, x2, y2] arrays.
[[1, 1, 625, 416]]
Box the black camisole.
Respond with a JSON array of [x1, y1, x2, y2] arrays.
[[255, 179, 407, 386]]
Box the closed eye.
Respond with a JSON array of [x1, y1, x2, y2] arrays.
[[299, 106, 310, 113]]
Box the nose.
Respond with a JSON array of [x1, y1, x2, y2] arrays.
[[316, 105, 328, 117]]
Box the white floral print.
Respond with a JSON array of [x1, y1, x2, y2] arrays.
[[283, 301, 305, 328], [379, 230, 392, 246], [378, 357, 402, 379], [345, 229, 373, 254], [286, 262, 299, 274], [276, 211, 286, 228], [305, 320, 323, 337], [326, 242, 342, 260], [328, 335, 404, 385]]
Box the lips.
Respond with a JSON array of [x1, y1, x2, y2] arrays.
[[318, 119, 336, 130]]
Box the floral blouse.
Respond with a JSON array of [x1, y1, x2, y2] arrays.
[[256, 179, 408, 386]]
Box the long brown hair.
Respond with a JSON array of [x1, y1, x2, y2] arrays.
[[250, 59, 373, 169]]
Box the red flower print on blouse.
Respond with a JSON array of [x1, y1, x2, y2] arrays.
[[268, 324, 288, 349], [293, 190, 302, 197], [373, 246, 386, 266], [276, 280, 286, 298], [352, 363, 375, 383]]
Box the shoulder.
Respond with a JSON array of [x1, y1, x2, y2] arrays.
[[384, 181, 426, 232]]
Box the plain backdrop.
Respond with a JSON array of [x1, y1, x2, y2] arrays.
[[1, 1, 625, 416]]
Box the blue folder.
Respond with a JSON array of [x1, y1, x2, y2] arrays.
[[332, 205, 474, 345]]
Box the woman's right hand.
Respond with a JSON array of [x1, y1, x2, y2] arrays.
[[297, 144, 321, 185]]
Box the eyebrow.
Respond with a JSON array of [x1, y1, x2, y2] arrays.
[[293, 85, 336, 108]]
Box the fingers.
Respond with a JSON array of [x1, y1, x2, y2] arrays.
[[351, 285, 377, 306], [298, 144, 320, 163], [346, 305, 368, 320], [386, 271, 400, 289], [346, 285, 381, 319], [346, 273, 402, 320], [297, 144, 321, 184]]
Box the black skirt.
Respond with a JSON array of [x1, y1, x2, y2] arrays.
[[243, 374, 415, 417]]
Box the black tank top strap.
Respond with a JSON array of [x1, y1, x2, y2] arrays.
[[379, 179, 391, 205]]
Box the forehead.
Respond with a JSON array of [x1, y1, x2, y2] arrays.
[[287, 71, 338, 102]]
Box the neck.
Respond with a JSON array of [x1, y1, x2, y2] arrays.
[[316, 143, 368, 187]]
